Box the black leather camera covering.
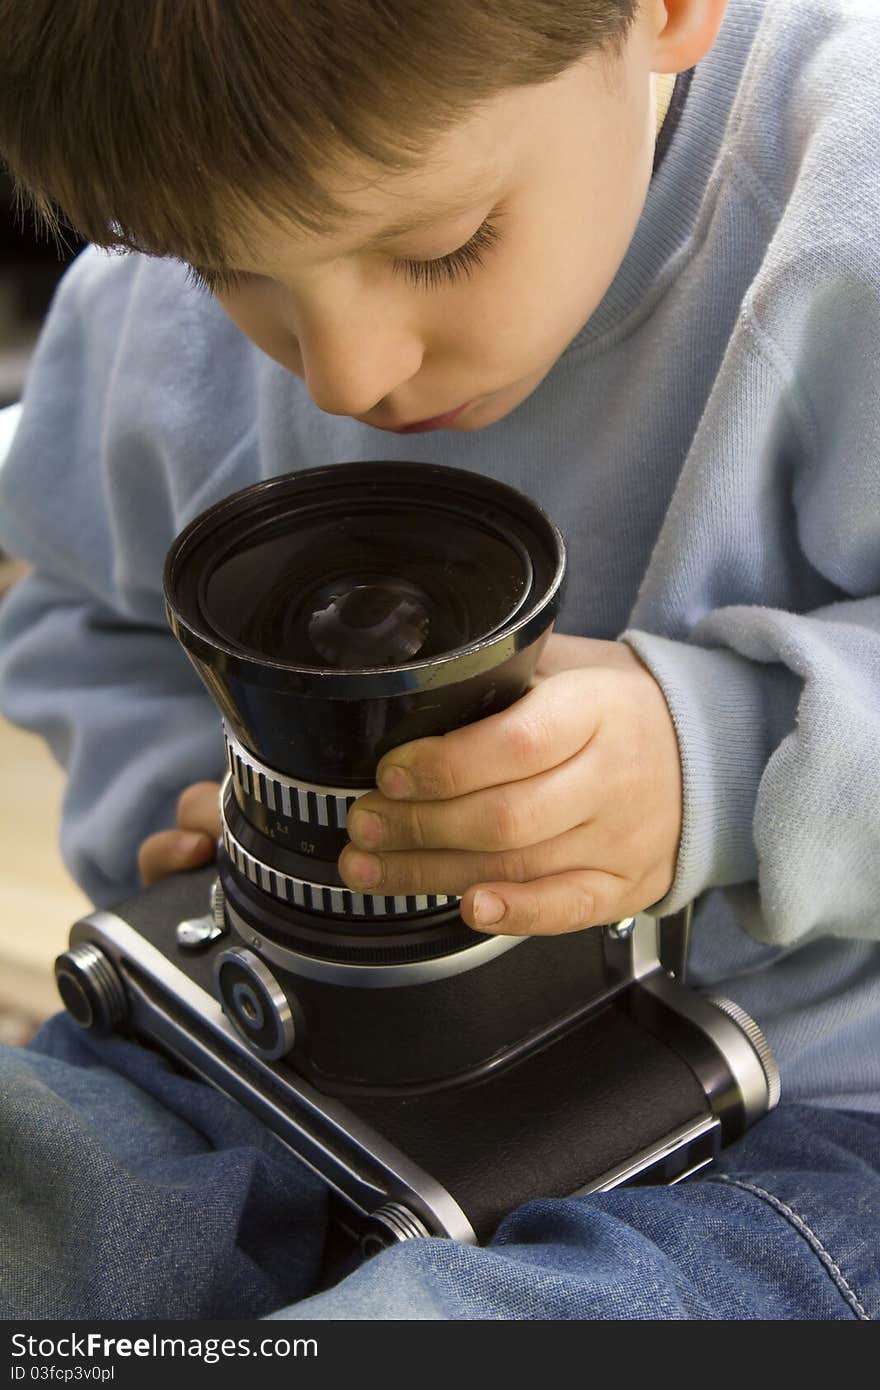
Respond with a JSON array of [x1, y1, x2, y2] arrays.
[[104, 868, 714, 1241]]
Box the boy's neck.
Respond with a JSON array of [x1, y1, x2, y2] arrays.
[[655, 71, 677, 137]]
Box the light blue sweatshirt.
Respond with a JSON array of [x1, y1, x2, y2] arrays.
[[1, 0, 879, 1110]]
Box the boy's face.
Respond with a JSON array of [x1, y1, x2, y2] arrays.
[[214, 12, 668, 433]]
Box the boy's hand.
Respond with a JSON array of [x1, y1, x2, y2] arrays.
[[340, 636, 683, 935], [137, 782, 220, 886]]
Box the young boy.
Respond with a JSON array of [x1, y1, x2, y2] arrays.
[[0, 0, 878, 1320]]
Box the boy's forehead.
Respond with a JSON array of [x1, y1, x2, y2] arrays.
[[217, 87, 527, 270], [215, 56, 604, 273]]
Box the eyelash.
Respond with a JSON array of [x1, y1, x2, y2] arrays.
[[390, 214, 503, 291], [187, 213, 503, 298]]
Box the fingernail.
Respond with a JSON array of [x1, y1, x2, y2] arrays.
[[349, 809, 385, 848], [179, 832, 211, 858], [378, 765, 415, 799], [345, 852, 383, 889], [473, 891, 506, 926]]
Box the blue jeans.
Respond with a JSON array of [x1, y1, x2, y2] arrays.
[[1, 1014, 877, 1320]]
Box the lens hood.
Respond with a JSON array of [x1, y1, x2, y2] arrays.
[[165, 460, 565, 784]]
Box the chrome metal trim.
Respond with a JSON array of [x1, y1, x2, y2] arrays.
[[706, 995, 781, 1111], [210, 878, 227, 933], [605, 916, 635, 940], [175, 913, 224, 951], [602, 913, 663, 985], [658, 903, 693, 982], [225, 898, 524, 988], [55, 941, 128, 1029], [72, 910, 477, 1244], [639, 973, 775, 1127], [364, 1203, 432, 1248], [213, 947, 297, 1060], [574, 1114, 721, 1194]]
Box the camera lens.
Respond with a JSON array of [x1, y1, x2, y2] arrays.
[[199, 494, 533, 669], [307, 580, 430, 667], [164, 461, 565, 963]]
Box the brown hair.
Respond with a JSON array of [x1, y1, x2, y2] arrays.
[[0, 1, 638, 272]]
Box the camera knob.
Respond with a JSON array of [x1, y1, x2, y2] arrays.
[[54, 943, 128, 1034], [705, 995, 782, 1110], [213, 947, 297, 1061], [360, 1203, 433, 1257]]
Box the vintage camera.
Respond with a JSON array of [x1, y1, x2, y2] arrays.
[[54, 461, 779, 1254]]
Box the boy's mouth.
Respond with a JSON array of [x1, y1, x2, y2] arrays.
[[368, 400, 473, 433]]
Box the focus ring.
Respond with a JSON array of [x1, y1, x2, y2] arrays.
[[221, 799, 457, 919], [224, 723, 364, 831]]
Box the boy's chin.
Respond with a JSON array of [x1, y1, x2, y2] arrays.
[[447, 378, 547, 432]]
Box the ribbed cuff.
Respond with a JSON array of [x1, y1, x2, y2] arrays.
[[620, 630, 787, 916]]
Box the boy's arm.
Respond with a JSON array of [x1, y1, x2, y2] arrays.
[[621, 603, 879, 947], [0, 248, 229, 907], [0, 571, 223, 905], [341, 253, 880, 951], [620, 265, 880, 949]]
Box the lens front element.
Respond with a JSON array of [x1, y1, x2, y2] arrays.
[[202, 500, 533, 669], [308, 579, 431, 667]]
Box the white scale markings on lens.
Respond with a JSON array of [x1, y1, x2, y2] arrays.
[[224, 723, 365, 829], [221, 803, 456, 918], [221, 726, 459, 915]]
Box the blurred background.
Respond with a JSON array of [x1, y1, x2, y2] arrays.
[[0, 171, 90, 1042]]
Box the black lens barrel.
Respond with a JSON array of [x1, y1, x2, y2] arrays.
[[165, 460, 565, 945], [164, 461, 565, 785]]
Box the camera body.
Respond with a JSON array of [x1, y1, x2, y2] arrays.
[[55, 461, 780, 1253], [58, 861, 777, 1250]]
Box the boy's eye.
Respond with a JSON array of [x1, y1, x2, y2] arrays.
[[390, 214, 503, 292], [186, 210, 504, 298]]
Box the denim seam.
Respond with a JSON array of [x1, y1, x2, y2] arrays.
[[710, 1175, 871, 1320]]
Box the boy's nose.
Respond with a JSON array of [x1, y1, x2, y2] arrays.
[[297, 313, 424, 422]]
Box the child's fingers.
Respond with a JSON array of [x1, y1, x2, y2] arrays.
[[137, 781, 221, 885], [459, 868, 627, 937], [375, 671, 600, 803], [348, 747, 600, 855], [176, 781, 222, 838], [138, 828, 215, 886]]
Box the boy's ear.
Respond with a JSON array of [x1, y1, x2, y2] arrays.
[[647, 0, 728, 74]]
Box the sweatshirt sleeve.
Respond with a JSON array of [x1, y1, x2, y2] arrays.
[[0, 573, 224, 906], [0, 248, 226, 907], [622, 248, 880, 949]]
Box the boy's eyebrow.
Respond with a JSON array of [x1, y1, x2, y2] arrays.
[[358, 182, 493, 248], [215, 173, 498, 274]]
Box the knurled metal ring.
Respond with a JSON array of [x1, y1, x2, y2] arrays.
[[224, 722, 365, 831], [706, 995, 782, 1110]]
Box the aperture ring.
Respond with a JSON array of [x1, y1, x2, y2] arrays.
[[221, 800, 457, 919], [224, 722, 366, 831]]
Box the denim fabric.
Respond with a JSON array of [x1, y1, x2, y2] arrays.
[[1, 1013, 877, 1321], [275, 1114, 880, 1321], [0, 1015, 329, 1319]]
